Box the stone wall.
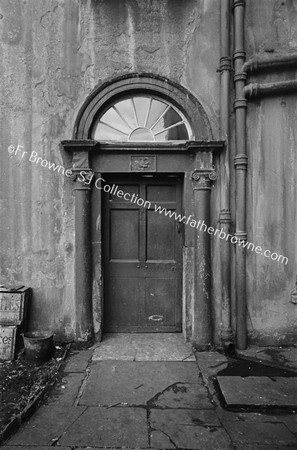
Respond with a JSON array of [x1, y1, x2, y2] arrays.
[[0, 0, 220, 340]]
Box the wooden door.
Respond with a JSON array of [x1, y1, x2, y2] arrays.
[[103, 175, 183, 332]]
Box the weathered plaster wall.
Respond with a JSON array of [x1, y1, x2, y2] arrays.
[[245, 0, 297, 344], [0, 0, 221, 339]]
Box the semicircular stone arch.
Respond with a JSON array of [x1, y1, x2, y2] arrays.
[[73, 74, 213, 141]]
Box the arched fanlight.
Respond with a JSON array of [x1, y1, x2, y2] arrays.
[[92, 95, 193, 141]]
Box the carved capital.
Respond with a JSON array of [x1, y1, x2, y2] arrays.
[[191, 169, 217, 191], [70, 169, 94, 190]]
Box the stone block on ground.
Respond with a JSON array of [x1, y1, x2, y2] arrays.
[[217, 376, 297, 407]]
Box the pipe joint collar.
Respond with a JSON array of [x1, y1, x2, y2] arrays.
[[219, 56, 232, 72], [234, 231, 247, 241], [233, 98, 247, 109], [233, 49, 246, 61], [234, 154, 248, 169], [219, 209, 232, 223], [234, 72, 247, 82], [233, 0, 246, 9]]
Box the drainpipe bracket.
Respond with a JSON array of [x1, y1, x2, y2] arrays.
[[234, 154, 248, 170], [219, 209, 232, 223], [233, 98, 248, 110], [234, 72, 247, 83], [233, 49, 246, 62], [219, 56, 232, 72], [234, 231, 247, 242], [233, 0, 246, 9]]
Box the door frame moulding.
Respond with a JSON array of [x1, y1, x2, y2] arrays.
[[61, 140, 225, 345], [62, 72, 223, 344]]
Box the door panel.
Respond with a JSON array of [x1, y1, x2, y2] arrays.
[[103, 175, 182, 332], [110, 209, 139, 260]]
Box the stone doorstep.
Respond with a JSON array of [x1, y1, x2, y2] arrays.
[[217, 376, 297, 407]]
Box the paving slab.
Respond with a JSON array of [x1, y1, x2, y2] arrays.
[[79, 361, 202, 406], [45, 372, 85, 405], [277, 414, 297, 434], [235, 445, 297, 450], [217, 376, 297, 407], [59, 406, 149, 448], [1, 447, 72, 450], [216, 406, 297, 428], [149, 382, 212, 409], [196, 351, 229, 377], [92, 333, 195, 361], [7, 404, 86, 446], [195, 351, 228, 396], [63, 350, 93, 372], [222, 420, 297, 446], [237, 346, 297, 372], [150, 409, 233, 450]]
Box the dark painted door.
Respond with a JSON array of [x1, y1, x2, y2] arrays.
[[103, 175, 182, 332]]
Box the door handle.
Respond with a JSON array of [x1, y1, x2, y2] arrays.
[[177, 222, 182, 234], [137, 265, 140, 269], [171, 266, 176, 272], [145, 265, 148, 269]]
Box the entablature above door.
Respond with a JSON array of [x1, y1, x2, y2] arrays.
[[61, 139, 225, 180]]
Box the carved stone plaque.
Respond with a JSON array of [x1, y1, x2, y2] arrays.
[[130, 156, 156, 172]]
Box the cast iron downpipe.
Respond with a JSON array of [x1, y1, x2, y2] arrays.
[[233, 0, 248, 350], [219, 0, 234, 351], [243, 53, 297, 73]]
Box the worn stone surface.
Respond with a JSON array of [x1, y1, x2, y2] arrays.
[[237, 347, 297, 372], [195, 350, 228, 396], [222, 421, 297, 446], [150, 409, 233, 450], [92, 333, 195, 361], [235, 446, 297, 450], [44, 372, 85, 405], [7, 405, 86, 446], [4, 347, 297, 449], [196, 351, 228, 377], [59, 406, 148, 448], [149, 382, 212, 409], [63, 350, 93, 372], [0, 447, 72, 450], [217, 376, 297, 406], [79, 361, 200, 406]]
